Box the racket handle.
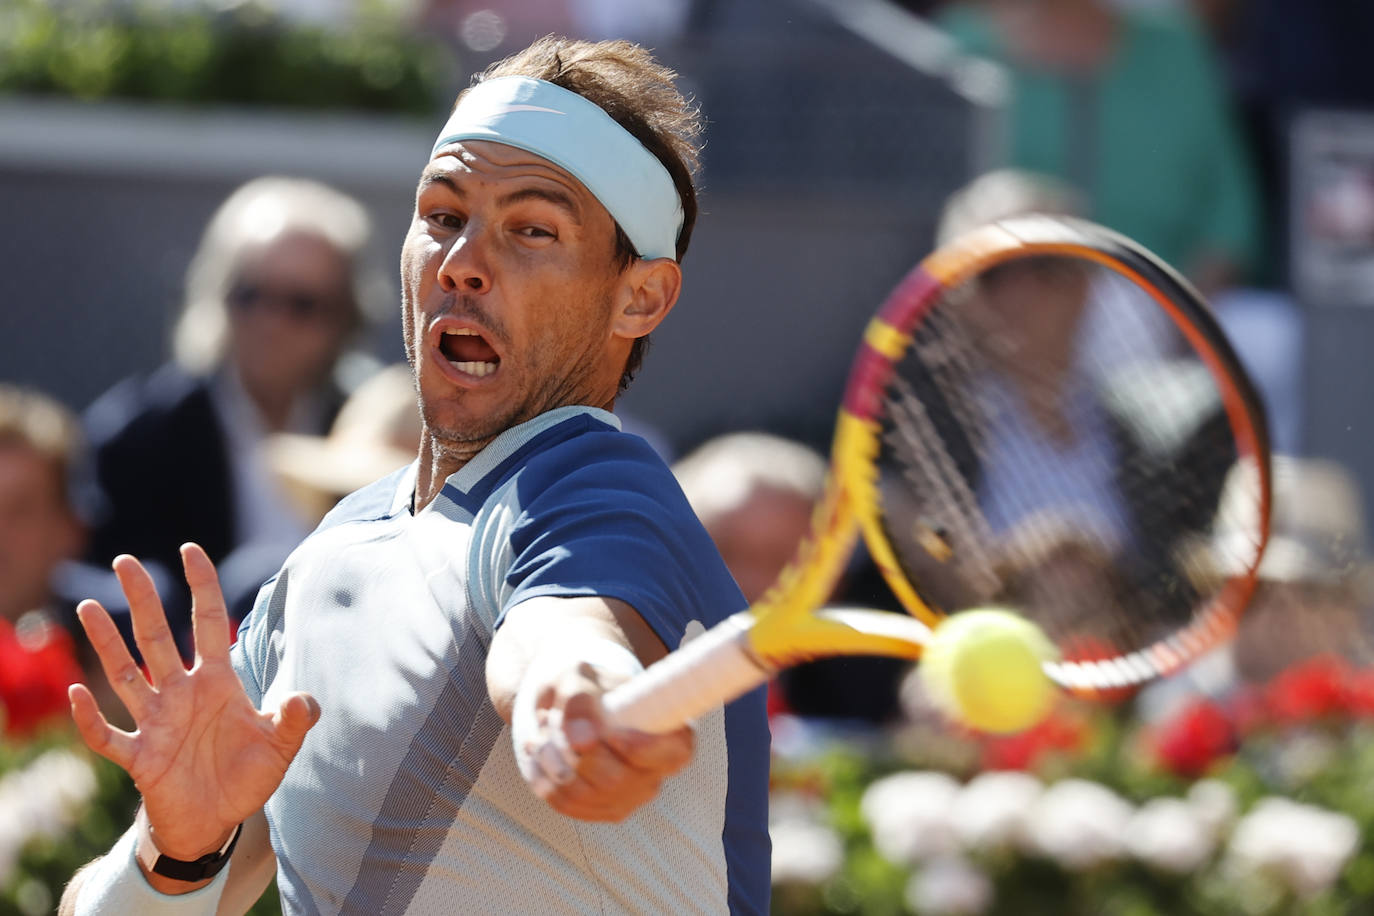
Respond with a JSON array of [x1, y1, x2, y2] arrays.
[[604, 613, 772, 733]]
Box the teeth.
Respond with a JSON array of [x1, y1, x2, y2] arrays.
[[443, 328, 478, 336], [449, 360, 497, 377]]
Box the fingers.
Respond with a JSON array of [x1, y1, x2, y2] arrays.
[[183, 543, 233, 663], [68, 682, 137, 768], [270, 692, 321, 752], [539, 727, 690, 821], [76, 599, 153, 719], [523, 682, 694, 822], [605, 725, 695, 776], [114, 554, 185, 685]]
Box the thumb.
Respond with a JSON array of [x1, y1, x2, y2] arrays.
[[272, 692, 321, 748]]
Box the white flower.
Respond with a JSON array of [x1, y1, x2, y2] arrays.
[[951, 770, 1043, 853], [1186, 779, 1237, 838], [860, 771, 961, 865], [0, 821, 22, 887], [1126, 797, 1216, 874], [0, 748, 101, 875], [1025, 779, 1134, 870], [1226, 797, 1360, 897], [906, 854, 993, 915], [771, 819, 844, 886], [1272, 731, 1339, 790]]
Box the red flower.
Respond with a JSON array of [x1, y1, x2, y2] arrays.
[[0, 615, 83, 738], [1264, 654, 1352, 727], [1226, 686, 1269, 738], [1150, 698, 1235, 778], [981, 709, 1088, 771], [1345, 668, 1374, 718]]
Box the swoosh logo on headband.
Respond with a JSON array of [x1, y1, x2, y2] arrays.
[[480, 103, 565, 116]]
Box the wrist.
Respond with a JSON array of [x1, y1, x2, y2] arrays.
[[73, 828, 230, 914], [135, 809, 241, 886]]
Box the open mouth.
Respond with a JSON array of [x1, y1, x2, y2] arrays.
[[439, 328, 500, 378]]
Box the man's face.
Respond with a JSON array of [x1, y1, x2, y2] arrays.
[[966, 257, 1089, 382], [0, 444, 81, 622], [226, 231, 355, 401], [706, 486, 816, 604], [400, 140, 630, 448]]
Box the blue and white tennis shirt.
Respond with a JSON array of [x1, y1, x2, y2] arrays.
[[230, 406, 771, 915]]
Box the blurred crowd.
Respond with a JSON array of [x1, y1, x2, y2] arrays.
[[3, 0, 1374, 851]]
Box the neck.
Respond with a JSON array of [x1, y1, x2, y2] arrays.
[[413, 433, 491, 512], [236, 373, 301, 434], [411, 392, 618, 512]]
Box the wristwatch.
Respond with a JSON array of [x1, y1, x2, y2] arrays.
[[137, 821, 243, 882]]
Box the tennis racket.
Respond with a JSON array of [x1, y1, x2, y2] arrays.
[[609, 215, 1272, 733]]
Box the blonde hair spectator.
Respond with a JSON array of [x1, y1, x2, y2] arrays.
[[673, 432, 826, 529], [172, 176, 375, 375], [0, 383, 83, 502]]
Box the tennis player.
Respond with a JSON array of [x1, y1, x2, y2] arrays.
[[59, 37, 770, 916]]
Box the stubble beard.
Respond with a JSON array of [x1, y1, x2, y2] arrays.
[[415, 291, 615, 454]]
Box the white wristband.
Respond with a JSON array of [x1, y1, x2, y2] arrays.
[[75, 828, 229, 915]]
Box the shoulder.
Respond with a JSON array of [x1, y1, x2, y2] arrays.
[[494, 418, 699, 541], [82, 364, 215, 448], [518, 419, 680, 500], [936, 5, 1000, 56], [315, 464, 413, 533]]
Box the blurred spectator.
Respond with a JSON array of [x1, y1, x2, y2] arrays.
[[938, 167, 1302, 454], [992, 511, 1142, 658], [0, 385, 87, 740], [889, 169, 1240, 661], [1217, 457, 1373, 684], [673, 432, 908, 723], [934, 170, 1225, 550], [267, 363, 422, 529], [937, 0, 1260, 298], [1139, 455, 1374, 719], [81, 176, 381, 647]]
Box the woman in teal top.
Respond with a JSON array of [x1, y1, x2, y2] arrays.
[[939, 0, 1261, 295]]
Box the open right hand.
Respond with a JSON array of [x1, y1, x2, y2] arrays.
[[68, 543, 319, 860]]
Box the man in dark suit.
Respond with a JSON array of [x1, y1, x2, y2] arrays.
[[81, 177, 378, 645]]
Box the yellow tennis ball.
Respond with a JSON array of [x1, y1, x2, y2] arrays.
[[919, 608, 1058, 734]]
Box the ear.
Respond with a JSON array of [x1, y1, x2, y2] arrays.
[[611, 258, 682, 341]]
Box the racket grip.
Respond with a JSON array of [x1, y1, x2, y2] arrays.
[[604, 614, 772, 733]]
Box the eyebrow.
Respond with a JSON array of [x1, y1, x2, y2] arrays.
[[417, 171, 583, 226], [417, 171, 459, 194], [497, 187, 583, 226]]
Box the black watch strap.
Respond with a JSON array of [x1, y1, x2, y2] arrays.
[[138, 822, 243, 883]]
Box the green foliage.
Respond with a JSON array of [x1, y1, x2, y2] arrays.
[[0, 0, 454, 114]]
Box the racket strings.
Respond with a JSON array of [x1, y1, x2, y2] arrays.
[[874, 254, 1259, 675]]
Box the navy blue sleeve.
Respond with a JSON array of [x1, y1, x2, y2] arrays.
[[498, 429, 746, 652]]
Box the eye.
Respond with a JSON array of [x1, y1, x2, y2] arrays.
[[517, 226, 556, 239], [430, 212, 464, 231]]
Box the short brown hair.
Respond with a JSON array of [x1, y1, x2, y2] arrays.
[[0, 384, 82, 505], [467, 36, 704, 390]]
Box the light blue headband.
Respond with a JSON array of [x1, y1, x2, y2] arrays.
[[431, 76, 683, 262]]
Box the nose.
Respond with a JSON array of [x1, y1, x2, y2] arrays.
[[437, 226, 492, 294]]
